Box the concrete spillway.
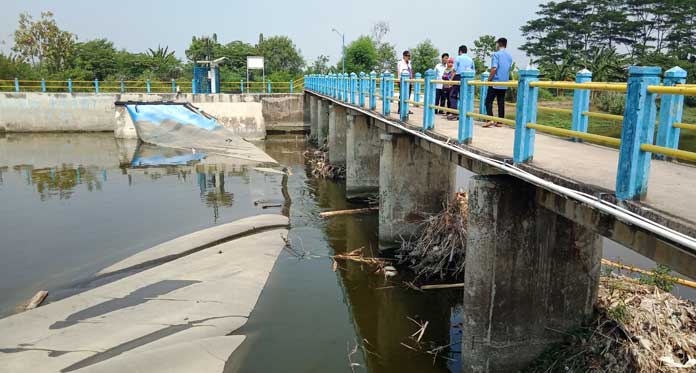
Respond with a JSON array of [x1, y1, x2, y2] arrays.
[[124, 103, 276, 165]]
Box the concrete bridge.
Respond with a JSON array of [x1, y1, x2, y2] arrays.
[[303, 66, 696, 371]]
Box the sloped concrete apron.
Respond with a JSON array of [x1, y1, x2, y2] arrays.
[[0, 214, 289, 373]]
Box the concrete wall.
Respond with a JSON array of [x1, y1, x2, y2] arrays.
[[0, 92, 305, 140]]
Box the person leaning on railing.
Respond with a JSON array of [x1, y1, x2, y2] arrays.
[[483, 37, 513, 128], [448, 45, 475, 121]]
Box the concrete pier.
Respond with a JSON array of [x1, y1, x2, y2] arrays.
[[328, 106, 347, 166], [317, 100, 329, 145], [309, 96, 318, 139], [346, 115, 381, 197], [462, 175, 601, 372], [378, 133, 456, 242]]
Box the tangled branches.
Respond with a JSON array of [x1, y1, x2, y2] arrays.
[[398, 193, 468, 280], [303, 145, 345, 179]]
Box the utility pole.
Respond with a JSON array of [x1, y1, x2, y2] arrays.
[[332, 28, 345, 74]]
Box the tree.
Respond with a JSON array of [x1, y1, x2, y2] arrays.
[[371, 21, 397, 73], [73, 39, 117, 80], [472, 35, 496, 73], [344, 36, 377, 73], [257, 35, 305, 76], [12, 12, 76, 73], [410, 40, 439, 75], [145, 45, 181, 80], [306, 55, 331, 74], [185, 35, 223, 63]]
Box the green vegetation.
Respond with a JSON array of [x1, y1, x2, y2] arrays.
[[638, 264, 676, 292], [521, 0, 696, 101], [0, 11, 306, 84]]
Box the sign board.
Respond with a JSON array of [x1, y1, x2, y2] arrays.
[[247, 56, 264, 70]]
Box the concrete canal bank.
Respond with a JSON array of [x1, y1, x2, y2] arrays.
[[0, 93, 305, 139], [0, 215, 289, 373]]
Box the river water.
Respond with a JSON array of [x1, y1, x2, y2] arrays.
[[0, 132, 693, 372]]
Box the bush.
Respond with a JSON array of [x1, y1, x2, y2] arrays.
[[537, 88, 554, 101], [596, 92, 625, 115]]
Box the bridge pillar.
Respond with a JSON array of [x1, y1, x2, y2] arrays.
[[378, 133, 456, 242], [303, 94, 311, 126], [328, 105, 347, 166], [346, 115, 381, 197], [309, 96, 318, 140], [317, 99, 330, 145], [462, 175, 601, 372]]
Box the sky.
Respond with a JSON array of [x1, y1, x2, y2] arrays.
[[0, 0, 545, 68]]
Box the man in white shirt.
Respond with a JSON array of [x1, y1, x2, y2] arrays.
[[397, 50, 413, 114], [434, 53, 449, 114]]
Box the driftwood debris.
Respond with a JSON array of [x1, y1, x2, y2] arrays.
[[25, 290, 48, 310], [399, 192, 468, 279], [420, 283, 464, 290], [319, 207, 378, 218], [331, 248, 391, 275], [303, 146, 345, 179], [602, 258, 696, 289]]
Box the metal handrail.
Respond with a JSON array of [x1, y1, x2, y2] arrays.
[[530, 81, 628, 93]]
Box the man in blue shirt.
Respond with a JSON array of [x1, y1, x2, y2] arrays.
[[484, 37, 513, 127], [447, 45, 475, 120]]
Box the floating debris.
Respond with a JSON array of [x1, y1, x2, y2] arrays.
[[398, 193, 468, 280], [303, 146, 345, 179], [526, 274, 696, 372], [331, 247, 392, 275]]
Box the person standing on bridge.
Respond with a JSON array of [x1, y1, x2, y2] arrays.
[[447, 45, 475, 121], [397, 50, 413, 115], [434, 53, 449, 114], [483, 37, 513, 128]]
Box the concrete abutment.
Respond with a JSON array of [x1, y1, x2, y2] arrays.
[[462, 175, 602, 372], [328, 105, 347, 166], [378, 133, 456, 242], [346, 114, 381, 198], [317, 99, 330, 145]]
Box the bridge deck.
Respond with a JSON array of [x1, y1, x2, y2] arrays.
[[369, 98, 696, 233]]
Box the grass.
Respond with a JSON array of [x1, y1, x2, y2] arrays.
[[498, 100, 696, 152]]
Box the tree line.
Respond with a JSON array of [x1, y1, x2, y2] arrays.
[[0, 11, 306, 83], [520, 0, 695, 84]]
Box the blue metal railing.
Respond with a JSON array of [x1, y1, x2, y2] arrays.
[[304, 65, 696, 201]]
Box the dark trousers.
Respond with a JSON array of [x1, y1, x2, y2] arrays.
[[398, 86, 413, 114], [435, 89, 448, 113], [485, 87, 507, 118], [448, 74, 461, 110]]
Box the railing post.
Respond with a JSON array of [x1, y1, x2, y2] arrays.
[[571, 69, 592, 141], [290, 80, 294, 94], [120, 79, 125, 93], [192, 79, 197, 94], [41, 79, 46, 93], [358, 72, 366, 107], [616, 66, 662, 200], [369, 71, 377, 110], [14, 78, 19, 93], [386, 73, 393, 116], [513, 69, 540, 163], [479, 72, 490, 114], [240, 80, 244, 93], [655, 66, 687, 157], [68, 79, 73, 94], [94, 79, 99, 94], [338, 74, 343, 101], [146, 79, 151, 93], [268, 80, 272, 94], [459, 71, 476, 143], [424, 69, 435, 129], [400, 72, 410, 121], [344, 73, 350, 102], [171, 79, 176, 93], [350, 73, 357, 104], [414, 72, 422, 103], [381, 73, 388, 115]]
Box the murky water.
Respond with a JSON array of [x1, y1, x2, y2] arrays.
[[0, 132, 693, 372]]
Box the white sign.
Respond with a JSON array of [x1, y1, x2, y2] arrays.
[[247, 56, 264, 70]]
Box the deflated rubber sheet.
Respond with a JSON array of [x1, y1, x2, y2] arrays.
[[125, 103, 276, 164]]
